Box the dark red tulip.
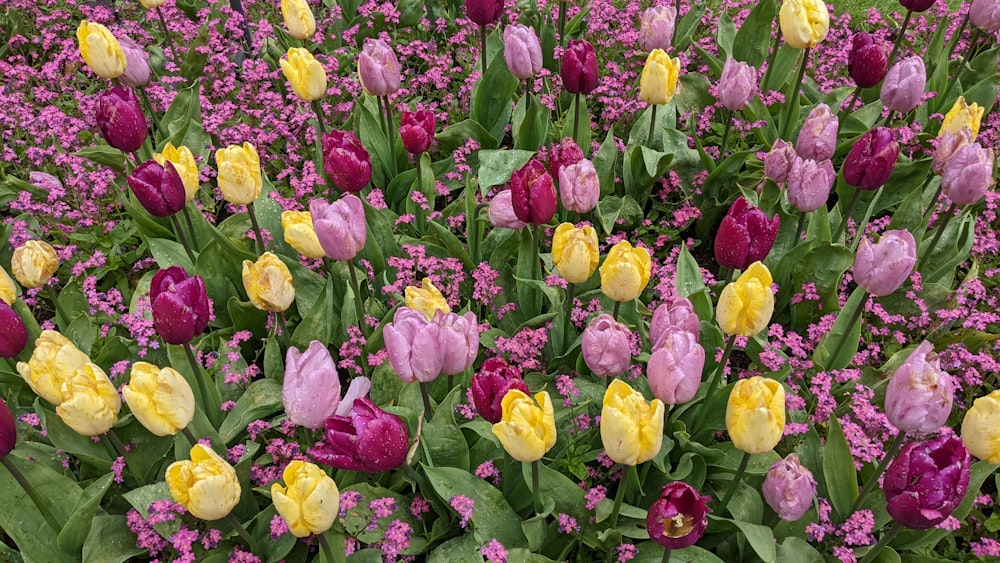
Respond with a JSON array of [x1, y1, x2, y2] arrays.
[[96, 86, 147, 153], [561, 40, 599, 95], [884, 434, 970, 530], [149, 266, 211, 345], [843, 127, 900, 191], [322, 130, 373, 193], [309, 398, 410, 472], [714, 196, 780, 270], [127, 160, 186, 217], [0, 398, 15, 458], [471, 357, 529, 423], [848, 32, 890, 88], [548, 137, 585, 181], [899, 0, 937, 12], [465, 0, 504, 26], [647, 481, 712, 549], [509, 159, 557, 225], [0, 302, 28, 359]]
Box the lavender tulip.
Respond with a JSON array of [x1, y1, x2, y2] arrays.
[[433, 310, 479, 376], [558, 158, 600, 214], [649, 296, 700, 345], [638, 5, 676, 52], [358, 38, 400, 97], [764, 139, 797, 184], [843, 127, 900, 191], [310, 195, 367, 261], [853, 229, 917, 297], [309, 398, 410, 472], [503, 24, 542, 80], [880, 56, 926, 114], [118, 35, 150, 88], [884, 434, 970, 529], [149, 266, 211, 345], [932, 129, 974, 175], [942, 143, 995, 206], [718, 57, 757, 111], [787, 157, 835, 213], [488, 190, 528, 229], [383, 307, 444, 383], [762, 454, 817, 521], [795, 104, 838, 162], [582, 314, 632, 377], [884, 341, 953, 436], [284, 341, 372, 429], [970, 0, 1000, 32], [647, 328, 705, 404], [471, 357, 529, 423]]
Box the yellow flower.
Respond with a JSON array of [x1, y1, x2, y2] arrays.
[[779, 0, 830, 49], [271, 460, 340, 537], [122, 362, 196, 437], [962, 390, 1000, 464], [0, 266, 16, 305], [492, 390, 556, 462], [940, 96, 984, 141], [639, 49, 681, 106], [17, 330, 91, 405], [281, 0, 317, 40], [77, 20, 127, 79], [552, 223, 600, 284], [280, 48, 327, 102], [601, 379, 665, 466], [11, 240, 58, 289], [139, 0, 164, 9], [405, 278, 450, 320], [56, 363, 122, 436], [599, 241, 652, 302], [716, 261, 774, 337], [726, 376, 785, 454], [242, 252, 295, 313], [154, 143, 200, 201], [281, 211, 326, 259], [167, 444, 242, 521], [215, 143, 262, 205]]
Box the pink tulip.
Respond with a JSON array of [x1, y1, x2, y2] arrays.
[[649, 296, 700, 346], [853, 229, 917, 297], [558, 158, 600, 214], [383, 307, 444, 383], [647, 328, 705, 404], [787, 157, 835, 213], [433, 311, 479, 376], [582, 314, 632, 377], [310, 195, 367, 261]]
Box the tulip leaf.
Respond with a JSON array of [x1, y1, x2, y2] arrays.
[[72, 145, 127, 173], [435, 118, 498, 154], [812, 286, 866, 371], [35, 402, 113, 470], [672, 3, 707, 52], [775, 537, 825, 563], [733, 0, 777, 67], [513, 93, 550, 152], [423, 466, 528, 549], [426, 533, 482, 562], [292, 276, 338, 349], [57, 472, 113, 554], [161, 81, 210, 151], [623, 145, 672, 205], [639, 543, 725, 562], [519, 459, 588, 522], [426, 220, 475, 272], [472, 48, 519, 143], [716, 14, 736, 61], [147, 237, 195, 273], [562, 94, 592, 156], [708, 515, 776, 563], [219, 378, 283, 444], [592, 126, 618, 196], [477, 149, 536, 193], [596, 195, 644, 236], [822, 414, 858, 521], [81, 515, 146, 563], [355, 95, 394, 188], [425, 388, 471, 470], [921, 215, 975, 287], [0, 454, 80, 561]]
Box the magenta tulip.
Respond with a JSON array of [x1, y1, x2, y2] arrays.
[[549, 137, 585, 180], [0, 398, 15, 457], [96, 86, 147, 153], [310, 398, 410, 472], [322, 130, 372, 193], [883, 434, 970, 529], [561, 40, 599, 95], [149, 266, 211, 345], [399, 110, 435, 155], [848, 32, 889, 89], [509, 159, 557, 225], [714, 196, 780, 270], [0, 302, 28, 359], [465, 0, 504, 26], [647, 482, 712, 549], [471, 357, 529, 423], [843, 127, 900, 191], [127, 160, 186, 218]]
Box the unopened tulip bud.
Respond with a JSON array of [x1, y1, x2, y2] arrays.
[[638, 6, 676, 52], [599, 241, 652, 302], [358, 38, 400, 97], [471, 358, 529, 424], [880, 56, 925, 114], [648, 328, 704, 404], [492, 390, 556, 462], [281, 211, 326, 259], [795, 104, 838, 162], [549, 137, 585, 180], [726, 376, 785, 454], [281, 48, 327, 102], [509, 159, 557, 225], [650, 296, 700, 345], [434, 310, 479, 376], [848, 32, 889, 88], [322, 131, 372, 193], [149, 266, 211, 345], [127, 160, 186, 218], [384, 307, 444, 383], [764, 139, 797, 184], [942, 143, 995, 206], [561, 40, 599, 95], [281, 0, 316, 40], [787, 157, 835, 213], [242, 252, 296, 313], [558, 158, 600, 214], [714, 196, 780, 270], [971, 0, 1000, 32], [309, 195, 367, 261], [762, 454, 816, 521], [601, 379, 664, 465], [853, 229, 916, 297], [96, 87, 147, 153], [582, 314, 633, 377], [11, 240, 58, 289], [77, 20, 126, 79], [122, 362, 196, 437], [843, 127, 900, 191], [718, 57, 757, 111], [899, 0, 937, 12], [0, 302, 28, 359], [552, 223, 599, 284], [780, 0, 830, 49], [962, 390, 1000, 464], [640, 49, 681, 106], [503, 24, 542, 80], [399, 110, 435, 155], [465, 0, 504, 26], [215, 143, 262, 205], [118, 35, 150, 88], [717, 262, 775, 337], [272, 461, 339, 537]]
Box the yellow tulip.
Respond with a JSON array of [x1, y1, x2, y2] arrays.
[[0, 266, 16, 305], [962, 390, 1000, 464], [242, 252, 295, 313], [17, 330, 90, 405], [940, 96, 984, 141], [779, 0, 830, 49], [76, 21, 127, 79], [166, 444, 242, 521], [215, 143, 262, 206], [716, 261, 774, 337], [11, 240, 58, 289], [122, 362, 196, 437], [639, 49, 681, 106], [154, 143, 200, 201], [552, 223, 600, 284], [492, 390, 556, 462], [139, 0, 164, 9], [271, 460, 340, 537], [601, 379, 665, 466], [405, 278, 450, 320], [280, 48, 327, 102], [281, 0, 317, 40], [599, 241, 652, 302], [281, 211, 326, 259], [726, 376, 785, 454], [56, 363, 122, 436]]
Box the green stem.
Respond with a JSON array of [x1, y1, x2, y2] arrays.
[[887, 9, 913, 68], [312, 100, 327, 189], [882, 110, 895, 126], [169, 214, 197, 264], [608, 464, 635, 528], [317, 532, 337, 563], [760, 30, 782, 93], [717, 109, 732, 161], [415, 158, 426, 234], [691, 334, 737, 435], [107, 429, 143, 484], [832, 187, 862, 242], [419, 382, 433, 421], [573, 92, 582, 149], [717, 451, 751, 515], [612, 300, 621, 321], [480, 24, 487, 78], [45, 286, 70, 329], [225, 512, 259, 553], [181, 427, 199, 446], [156, 7, 179, 63], [845, 86, 862, 112], [859, 521, 904, 563], [182, 204, 200, 249], [917, 202, 958, 271], [851, 432, 906, 515], [347, 260, 369, 340], [184, 344, 220, 428], [562, 282, 576, 354], [944, 10, 970, 62], [794, 211, 807, 243], [247, 202, 265, 254], [381, 95, 393, 142], [531, 460, 541, 514], [646, 104, 658, 148], [661, 548, 672, 563], [558, 0, 567, 44], [921, 177, 942, 221], [825, 292, 867, 369], [779, 47, 811, 140], [1, 457, 62, 532], [137, 88, 160, 138]]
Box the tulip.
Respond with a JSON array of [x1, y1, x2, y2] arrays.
[[96, 87, 147, 153], [726, 376, 785, 454], [488, 190, 528, 229], [601, 379, 664, 466], [471, 358, 529, 424], [322, 130, 372, 193], [0, 399, 15, 457], [242, 253, 295, 313], [11, 240, 58, 289], [309, 195, 367, 261], [154, 143, 200, 201], [310, 398, 410, 472], [638, 5, 677, 52], [558, 158, 600, 214], [434, 311, 479, 376], [465, 0, 504, 26], [281, 48, 327, 102], [714, 197, 780, 271], [383, 307, 444, 383], [932, 129, 974, 175], [971, 0, 1000, 32], [718, 57, 757, 111], [880, 56, 926, 114], [56, 362, 122, 436], [272, 461, 340, 537], [503, 24, 542, 80], [77, 21, 126, 79], [0, 266, 15, 305], [648, 328, 705, 405], [16, 331, 90, 405], [843, 127, 900, 191], [600, 241, 652, 303], [884, 341, 953, 436], [399, 110, 435, 155], [650, 296, 700, 345], [942, 143, 995, 206], [149, 266, 211, 345], [762, 454, 816, 521], [640, 49, 681, 106], [122, 362, 196, 436], [940, 96, 984, 140], [779, 0, 830, 49], [404, 278, 451, 320], [0, 303, 28, 359], [552, 223, 599, 284], [510, 159, 557, 225], [582, 314, 633, 377], [359, 39, 401, 97], [786, 157, 835, 213], [215, 143, 261, 205], [763, 139, 797, 184], [795, 103, 838, 162], [899, 0, 936, 11], [492, 390, 556, 462], [127, 160, 186, 218], [281, 0, 316, 40], [961, 390, 1000, 464], [853, 229, 917, 297], [118, 35, 150, 88], [561, 40, 599, 95], [283, 341, 372, 430], [167, 444, 242, 521], [647, 482, 712, 549], [883, 434, 970, 529], [717, 262, 774, 337], [549, 137, 585, 181], [281, 211, 326, 259], [847, 32, 889, 88]]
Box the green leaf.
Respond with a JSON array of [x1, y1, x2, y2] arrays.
[[148, 237, 195, 272], [355, 95, 394, 188], [477, 149, 535, 193], [472, 48, 519, 142], [823, 414, 858, 521], [81, 515, 146, 563], [292, 277, 337, 348], [733, 0, 778, 66], [219, 378, 283, 444], [423, 466, 528, 548], [426, 533, 483, 562], [0, 454, 80, 561], [775, 537, 825, 563], [435, 119, 497, 154], [71, 146, 126, 173], [709, 515, 776, 562], [812, 286, 866, 370], [673, 3, 707, 52], [716, 14, 736, 59], [179, 26, 210, 83], [426, 220, 474, 271], [36, 403, 112, 469], [592, 126, 618, 195], [57, 473, 113, 554], [562, 94, 591, 155], [513, 93, 550, 152], [596, 195, 644, 235], [622, 145, 672, 204]]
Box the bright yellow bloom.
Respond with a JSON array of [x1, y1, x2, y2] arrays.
[[56, 363, 122, 436], [154, 143, 200, 201], [405, 278, 450, 320], [779, 0, 830, 49], [726, 376, 785, 454], [242, 252, 295, 313], [940, 96, 984, 141], [17, 330, 90, 405], [601, 379, 665, 466], [717, 261, 774, 337], [599, 241, 652, 302], [122, 362, 195, 437], [166, 444, 242, 521], [0, 266, 16, 305], [215, 143, 262, 205], [271, 460, 340, 537], [281, 0, 317, 40], [492, 390, 556, 462], [281, 211, 326, 259], [280, 48, 327, 102], [639, 49, 681, 106], [139, 0, 164, 9], [11, 240, 58, 289], [77, 21, 126, 79], [552, 223, 599, 284], [962, 390, 1000, 464]]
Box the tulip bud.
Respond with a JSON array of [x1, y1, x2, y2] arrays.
[[650, 296, 700, 345], [780, 0, 830, 49], [281, 48, 327, 102], [0, 302, 28, 359], [718, 57, 757, 111], [434, 310, 479, 376], [647, 482, 712, 549], [558, 158, 600, 214], [281, 0, 316, 40], [149, 266, 211, 345], [11, 240, 58, 289], [582, 314, 633, 377], [848, 32, 889, 88], [880, 56, 926, 114], [310, 398, 410, 472], [647, 328, 705, 404], [57, 362, 122, 436], [242, 253, 295, 313], [561, 40, 599, 95], [281, 211, 326, 259], [638, 6, 677, 52], [600, 241, 652, 302], [762, 454, 816, 521], [509, 159, 557, 225], [127, 160, 186, 218], [503, 24, 542, 80], [717, 262, 774, 337], [471, 358, 529, 424], [726, 376, 785, 454], [167, 444, 242, 521], [118, 35, 150, 88], [77, 20, 126, 79], [96, 87, 147, 153], [0, 399, 15, 458], [640, 49, 681, 106], [795, 104, 838, 162], [884, 341, 953, 436], [464, 0, 504, 26], [0, 266, 16, 306], [714, 196, 780, 270], [216, 142, 262, 206], [942, 143, 995, 206], [322, 131, 373, 193], [384, 307, 444, 383], [154, 143, 200, 201], [549, 137, 585, 180], [932, 129, 974, 175], [853, 229, 916, 297], [492, 390, 556, 462], [843, 127, 900, 190], [358, 38, 401, 97], [883, 434, 970, 529], [961, 390, 1000, 464], [122, 362, 196, 436], [601, 379, 664, 465], [552, 223, 599, 284], [272, 461, 340, 537], [899, 0, 936, 11], [971, 0, 1000, 32], [309, 195, 367, 261], [763, 139, 797, 184], [787, 157, 835, 213], [940, 96, 984, 140], [488, 190, 528, 229], [404, 278, 451, 320], [399, 110, 435, 155], [16, 331, 90, 405]]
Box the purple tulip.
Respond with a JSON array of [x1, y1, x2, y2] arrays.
[[0, 302, 28, 359], [509, 159, 557, 225], [883, 434, 971, 529], [127, 160, 186, 218], [471, 357, 529, 423], [0, 398, 15, 458], [383, 307, 444, 383], [465, 0, 504, 26], [322, 130, 372, 193], [284, 340, 372, 429], [561, 40, 599, 95], [559, 158, 600, 214], [647, 481, 712, 549], [714, 196, 780, 270], [932, 129, 974, 175], [358, 38, 400, 97], [762, 454, 816, 522], [119, 35, 151, 88], [399, 110, 435, 155], [309, 195, 367, 261], [433, 310, 479, 376], [647, 328, 705, 404], [942, 143, 995, 206], [899, 0, 937, 12], [795, 104, 838, 162], [970, 0, 1000, 32], [650, 296, 700, 346], [549, 137, 585, 180], [880, 56, 926, 114], [843, 127, 900, 191], [582, 314, 632, 377], [488, 190, 528, 229], [718, 57, 757, 111], [764, 139, 797, 184], [503, 24, 542, 80], [310, 398, 410, 472], [638, 5, 676, 52], [787, 157, 835, 213], [96, 86, 147, 153], [149, 266, 211, 345], [885, 341, 954, 436], [848, 32, 889, 89], [853, 229, 917, 297]]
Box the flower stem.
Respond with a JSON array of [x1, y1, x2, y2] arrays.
[[691, 334, 737, 435], [717, 451, 750, 515], [779, 47, 810, 140], [562, 282, 576, 354], [317, 532, 337, 563], [225, 512, 258, 554], [759, 31, 782, 93], [558, 0, 567, 44], [573, 92, 582, 149], [181, 427, 199, 446], [717, 109, 732, 162], [661, 548, 672, 563], [312, 100, 327, 187], [921, 176, 941, 221], [859, 521, 903, 563], [646, 103, 658, 148], [347, 259, 369, 341], [247, 202, 265, 254], [137, 88, 160, 138], [794, 211, 807, 243], [44, 286, 70, 329], [917, 202, 958, 271], [944, 10, 970, 61], [832, 187, 862, 242], [184, 344, 220, 428], [420, 382, 434, 421], [845, 86, 862, 112], [852, 431, 906, 514], [155, 7, 179, 63], [0, 457, 62, 532], [107, 429, 143, 484], [612, 300, 621, 321], [608, 464, 635, 528], [182, 204, 200, 248], [531, 460, 541, 514], [887, 9, 913, 68], [480, 24, 487, 78], [169, 214, 197, 264]]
